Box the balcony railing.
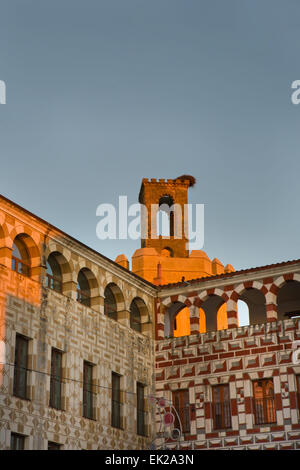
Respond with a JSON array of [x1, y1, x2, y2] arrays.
[[253, 397, 276, 425], [11, 256, 30, 277], [46, 273, 62, 293], [77, 289, 91, 307], [212, 401, 232, 430]]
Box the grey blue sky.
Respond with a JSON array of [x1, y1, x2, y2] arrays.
[[0, 0, 299, 271]]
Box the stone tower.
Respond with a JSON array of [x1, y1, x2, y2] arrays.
[[115, 176, 235, 335], [138, 177, 191, 258], [115, 176, 234, 286]]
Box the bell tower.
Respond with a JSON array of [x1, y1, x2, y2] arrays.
[[138, 176, 194, 258]]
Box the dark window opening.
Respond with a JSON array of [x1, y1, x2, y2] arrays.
[[212, 384, 231, 430], [130, 300, 141, 333], [11, 237, 30, 277], [11, 433, 25, 450], [104, 286, 118, 321], [137, 382, 146, 436], [46, 254, 62, 293], [111, 372, 122, 429], [50, 349, 63, 410], [77, 270, 91, 307], [13, 334, 29, 399], [83, 361, 94, 420], [172, 389, 190, 434], [48, 441, 61, 450]]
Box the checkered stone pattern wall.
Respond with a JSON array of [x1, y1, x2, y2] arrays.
[[0, 267, 155, 449], [154, 319, 300, 450]]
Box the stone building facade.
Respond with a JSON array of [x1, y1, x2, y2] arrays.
[[155, 261, 300, 450], [0, 195, 156, 450]]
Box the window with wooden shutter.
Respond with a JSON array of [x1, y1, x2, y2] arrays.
[[13, 334, 29, 399], [49, 349, 63, 410], [172, 389, 190, 434], [83, 361, 94, 419], [137, 382, 146, 436], [212, 384, 231, 429], [111, 372, 122, 429]]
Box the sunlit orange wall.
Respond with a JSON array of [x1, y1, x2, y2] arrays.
[[173, 303, 229, 337]]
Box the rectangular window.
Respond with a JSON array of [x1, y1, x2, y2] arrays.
[[137, 382, 146, 436], [111, 372, 122, 429], [172, 389, 190, 434], [212, 384, 232, 430], [13, 334, 29, 399], [83, 361, 94, 419], [49, 349, 63, 410], [10, 433, 25, 450], [48, 441, 61, 450], [253, 379, 276, 425]]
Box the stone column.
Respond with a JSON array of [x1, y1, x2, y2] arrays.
[[118, 309, 130, 328], [90, 294, 102, 313], [189, 304, 200, 335], [0, 246, 12, 269], [265, 291, 278, 322], [156, 302, 165, 339], [63, 280, 78, 300], [226, 299, 239, 329]]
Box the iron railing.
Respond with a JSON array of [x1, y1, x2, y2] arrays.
[[11, 256, 30, 277], [77, 289, 90, 307], [212, 400, 232, 430], [253, 397, 276, 425], [174, 406, 191, 434], [46, 273, 62, 293]]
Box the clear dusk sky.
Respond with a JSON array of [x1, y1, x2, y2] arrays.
[[0, 0, 300, 271]]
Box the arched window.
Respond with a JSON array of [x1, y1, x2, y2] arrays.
[[157, 195, 174, 237], [130, 299, 142, 332], [46, 253, 62, 293], [238, 288, 266, 325], [277, 280, 300, 320], [173, 306, 190, 337], [11, 236, 30, 277], [164, 301, 190, 338], [161, 247, 174, 258], [77, 270, 91, 307], [104, 285, 117, 321], [237, 299, 250, 326], [200, 294, 225, 332]]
